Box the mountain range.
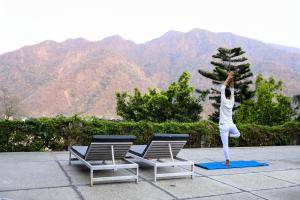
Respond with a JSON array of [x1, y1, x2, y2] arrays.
[[0, 29, 300, 117]]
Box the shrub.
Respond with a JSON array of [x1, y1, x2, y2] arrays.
[[0, 116, 299, 152]]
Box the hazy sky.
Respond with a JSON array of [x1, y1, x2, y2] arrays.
[[1, 0, 300, 54]]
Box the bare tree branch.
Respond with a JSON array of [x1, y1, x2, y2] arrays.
[[0, 88, 23, 119]]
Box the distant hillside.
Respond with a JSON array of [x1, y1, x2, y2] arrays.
[[0, 29, 299, 117]]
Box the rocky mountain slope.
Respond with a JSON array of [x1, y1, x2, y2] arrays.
[[1, 29, 299, 117]]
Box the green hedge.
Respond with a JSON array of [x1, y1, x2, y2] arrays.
[[0, 115, 299, 152]]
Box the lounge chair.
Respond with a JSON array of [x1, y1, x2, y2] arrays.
[[69, 135, 139, 186], [128, 133, 194, 181]]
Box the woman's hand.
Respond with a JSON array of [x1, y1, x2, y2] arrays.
[[228, 71, 234, 80], [224, 71, 234, 86]]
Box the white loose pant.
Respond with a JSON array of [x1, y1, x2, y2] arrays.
[[219, 123, 240, 160]]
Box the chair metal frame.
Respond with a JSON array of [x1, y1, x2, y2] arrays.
[[69, 142, 139, 186], [128, 140, 194, 182]]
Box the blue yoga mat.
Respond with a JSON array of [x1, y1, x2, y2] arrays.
[[195, 160, 268, 170]]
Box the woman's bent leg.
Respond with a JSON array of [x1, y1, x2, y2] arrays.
[[229, 123, 240, 138]]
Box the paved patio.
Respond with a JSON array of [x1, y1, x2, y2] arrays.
[[0, 146, 299, 200]]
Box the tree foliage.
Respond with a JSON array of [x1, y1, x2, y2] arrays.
[[116, 71, 203, 122], [198, 47, 254, 122], [234, 74, 292, 126]]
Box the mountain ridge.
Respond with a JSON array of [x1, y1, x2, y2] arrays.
[[1, 29, 299, 117]]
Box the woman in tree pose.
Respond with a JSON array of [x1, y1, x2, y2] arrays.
[[219, 71, 240, 165]]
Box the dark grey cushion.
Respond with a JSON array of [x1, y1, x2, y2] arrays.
[[129, 145, 147, 157], [92, 135, 136, 142], [71, 146, 88, 158]]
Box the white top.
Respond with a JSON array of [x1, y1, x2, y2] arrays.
[[219, 84, 235, 124]]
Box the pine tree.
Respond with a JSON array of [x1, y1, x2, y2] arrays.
[[198, 47, 254, 122]]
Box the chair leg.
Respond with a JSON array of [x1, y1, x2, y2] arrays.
[[191, 164, 194, 179], [90, 169, 94, 186], [154, 165, 157, 182], [136, 167, 139, 183]]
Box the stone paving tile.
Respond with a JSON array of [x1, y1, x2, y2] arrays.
[[59, 160, 138, 185], [261, 169, 300, 184], [229, 146, 300, 161], [59, 160, 87, 171], [252, 186, 300, 200], [153, 176, 240, 199], [136, 165, 195, 181], [0, 161, 69, 191], [211, 173, 295, 191], [191, 192, 263, 200], [0, 152, 54, 162], [52, 151, 69, 161], [178, 148, 223, 162], [78, 181, 173, 200], [246, 160, 300, 172], [0, 187, 79, 200], [0, 146, 299, 200]]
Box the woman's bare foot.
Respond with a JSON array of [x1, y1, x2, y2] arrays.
[[225, 160, 230, 166]]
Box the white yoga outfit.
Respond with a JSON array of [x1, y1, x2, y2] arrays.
[[219, 85, 240, 161]]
